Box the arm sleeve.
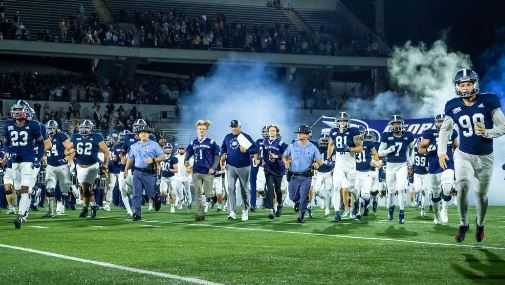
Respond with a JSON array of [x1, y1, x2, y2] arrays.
[[484, 108, 505, 138], [184, 143, 194, 161], [220, 136, 227, 155], [377, 142, 390, 157], [437, 116, 454, 156], [407, 140, 415, 166]]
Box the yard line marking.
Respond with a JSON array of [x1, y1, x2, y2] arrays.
[[91, 226, 105, 228], [156, 221, 505, 251], [28, 226, 48, 229], [0, 243, 225, 285], [142, 225, 160, 228]]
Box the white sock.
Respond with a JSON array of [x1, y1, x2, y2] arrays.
[[121, 192, 132, 214], [18, 193, 31, 217]]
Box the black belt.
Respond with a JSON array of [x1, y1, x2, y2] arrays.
[[134, 167, 155, 174]]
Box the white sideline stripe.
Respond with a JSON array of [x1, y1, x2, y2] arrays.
[[0, 243, 225, 285], [158, 221, 505, 251], [28, 226, 48, 229]]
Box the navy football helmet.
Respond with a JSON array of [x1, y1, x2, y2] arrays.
[[46, 120, 59, 136], [10, 103, 28, 120], [133, 119, 148, 133], [454, 68, 479, 98], [336, 111, 349, 131], [434, 114, 445, 130], [261, 125, 269, 139], [389, 115, 404, 133], [163, 143, 173, 155], [79, 119, 94, 135]]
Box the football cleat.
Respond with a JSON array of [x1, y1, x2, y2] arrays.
[[399, 210, 405, 224], [388, 206, 395, 221], [334, 211, 342, 222], [455, 224, 469, 243], [79, 207, 89, 218], [476, 225, 485, 242], [90, 206, 98, 219]]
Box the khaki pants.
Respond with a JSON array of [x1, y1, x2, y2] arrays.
[[192, 173, 214, 216]]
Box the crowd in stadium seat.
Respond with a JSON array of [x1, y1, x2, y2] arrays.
[[0, 72, 191, 105], [0, 1, 29, 40], [0, 0, 381, 57], [61, 9, 340, 56]]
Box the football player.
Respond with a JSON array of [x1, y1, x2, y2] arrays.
[[355, 128, 380, 219], [159, 143, 179, 213], [437, 68, 505, 242], [419, 114, 459, 224], [71, 120, 109, 219], [4, 102, 51, 229], [327, 112, 363, 222], [174, 144, 192, 208], [378, 115, 415, 224], [313, 130, 334, 216], [43, 120, 73, 218], [412, 138, 430, 217]]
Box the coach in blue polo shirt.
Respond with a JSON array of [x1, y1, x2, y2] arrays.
[[124, 125, 164, 221], [283, 125, 322, 223], [220, 120, 258, 222]]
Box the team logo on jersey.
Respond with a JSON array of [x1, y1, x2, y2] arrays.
[[7, 126, 13, 131], [452, 107, 462, 114], [478, 103, 485, 108], [230, 139, 239, 149], [387, 137, 394, 141]]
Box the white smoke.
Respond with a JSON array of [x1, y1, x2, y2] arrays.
[[178, 58, 299, 144], [345, 40, 471, 119]]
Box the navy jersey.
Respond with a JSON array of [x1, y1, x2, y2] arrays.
[[262, 138, 288, 176], [109, 144, 124, 174], [221, 132, 258, 168], [47, 131, 70, 167], [3, 119, 43, 163], [123, 133, 138, 152], [444, 93, 501, 155], [355, 141, 376, 172], [317, 145, 334, 173], [160, 155, 178, 178], [412, 147, 428, 175], [380, 131, 415, 163], [329, 127, 360, 154], [71, 133, 104, 165], [422, 128, 458, 173], [185, 137, 220, 174]]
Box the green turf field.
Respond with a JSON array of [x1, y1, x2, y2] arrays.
[[1, 206, 505, 285]]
